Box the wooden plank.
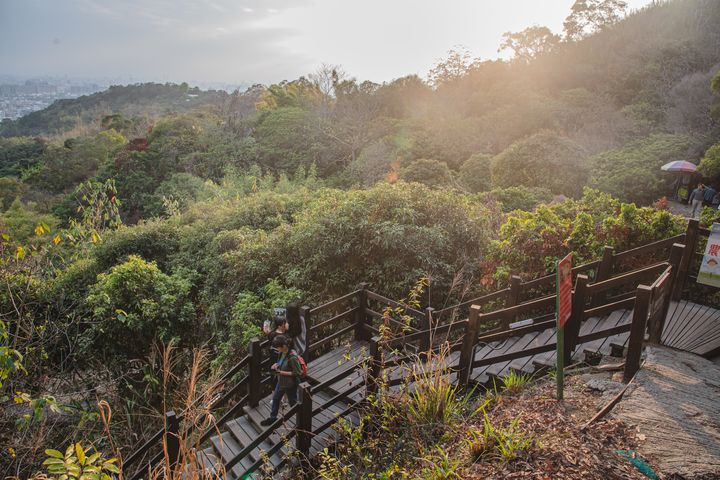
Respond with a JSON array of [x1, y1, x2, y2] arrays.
[[661, 300, 688, 345], [509, 327, 556, 373], [663, 301, 700, 346], [486, 331, 542, 378], [667, 303, 715, 350]]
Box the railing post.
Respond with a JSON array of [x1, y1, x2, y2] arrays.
[[673, 219, 699, 300], [419, 307, 433, 357], [366, 336, 382, 398], [164, 411, 180, 473], [565, 275, 589, 363], [355, 283, 370, 342], [457, 305, 481, 387], [649, 243, 685, 344], [624, 285, 652, 382], [508, 275, 522, 305], [301, 305, 313, 361], [591, 246, 614, 307], [295, 382, 313, 466], [248, 338, 261, 408]]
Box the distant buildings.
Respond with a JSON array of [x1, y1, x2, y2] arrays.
[[0, 79, 103, 121]]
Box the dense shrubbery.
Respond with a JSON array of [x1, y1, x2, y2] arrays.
[[488, 188, 685, 281], [589, 133, 694, 205]]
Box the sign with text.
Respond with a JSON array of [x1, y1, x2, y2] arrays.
[[698, 223, 720, 288], [557, 253, 573, 328]]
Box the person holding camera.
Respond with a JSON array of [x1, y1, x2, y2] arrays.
[[260, 335, 302, 426]]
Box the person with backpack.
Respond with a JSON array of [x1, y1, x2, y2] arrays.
[[260, 335, 306, 426], [263, 314, 289, 362]]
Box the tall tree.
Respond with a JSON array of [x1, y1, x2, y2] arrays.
[[563, 0, 628, 41], [499, 25, 561, 63]]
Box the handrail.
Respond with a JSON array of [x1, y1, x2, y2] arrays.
[[365, 291, 425, 318], [613, 234, 684, 262], [585, 262, 667, 295], [122, 427, 164, 471], [309, 307, 357, 332], [309, 289, 360, 314], [434, 289, 510, 316]]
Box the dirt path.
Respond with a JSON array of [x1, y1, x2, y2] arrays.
[[612, 346, 720, 479]]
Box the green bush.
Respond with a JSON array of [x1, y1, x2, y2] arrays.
[[85, 255, 196, 358], [491, 131, 588, 197], [399, 159, 452, 187], [482, 186, 554, 213], [489, 188, 685, 279], [92, 220, 180, 271], [459, 153, 493, 193], [589, 133, 693, 205], [698, 142, 720, 181]]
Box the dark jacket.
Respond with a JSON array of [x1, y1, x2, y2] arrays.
[[277, 351, 301, 389], [704, 187, 717, 203], [689, 188, 704, 203]]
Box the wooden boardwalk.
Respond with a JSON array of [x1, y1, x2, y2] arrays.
[[196, 298, 720, 479], [663, 300, 720, 357]]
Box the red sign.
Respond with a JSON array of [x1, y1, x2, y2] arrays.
[[557, 253, 573, 328]]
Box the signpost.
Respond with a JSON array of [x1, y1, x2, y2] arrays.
[[556, 253, 573, 400], [698, 223, 720, 288]]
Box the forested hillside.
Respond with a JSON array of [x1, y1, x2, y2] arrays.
[[2, 0, 720, 477]]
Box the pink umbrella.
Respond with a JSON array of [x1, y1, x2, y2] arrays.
[[661, 160, 697, 172]]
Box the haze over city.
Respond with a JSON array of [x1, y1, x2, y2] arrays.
[[2, 0, 651, 85]]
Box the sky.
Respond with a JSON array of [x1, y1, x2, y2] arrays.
[[0, 0, 652, 87]]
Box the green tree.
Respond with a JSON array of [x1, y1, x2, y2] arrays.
[[399, 159, 452, 187], [563, 0, 628, 41], [459, 153, 493, 192], [85, 255, 195, 358], [491, 131, 588, 196], [698, 143, 720, 181], [589, 133, 693, 204], [498, 25, 561, 63]]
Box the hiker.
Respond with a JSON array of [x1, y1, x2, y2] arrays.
[[263, 314, 289, 361], [688, 183, 705, 218], [260, 335, 302, 426], [285, 303, 307, 357]]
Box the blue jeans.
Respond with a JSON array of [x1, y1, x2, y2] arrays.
[[269, 383, 298, 419]]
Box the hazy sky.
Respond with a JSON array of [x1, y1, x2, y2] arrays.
[[0, 0, 652, 86]]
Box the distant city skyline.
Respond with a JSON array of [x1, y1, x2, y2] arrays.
[[1, 0, 652, 86]]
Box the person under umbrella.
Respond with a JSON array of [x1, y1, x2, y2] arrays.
[[689, 183, 705, 218]]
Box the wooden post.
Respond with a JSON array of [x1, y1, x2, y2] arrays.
[[301, 305, 313, 361], [295, 382, 313, 465], [457, 305, 481, 387], [164, 411, 180, 472], [355, 283, 370, 342], [673, 219, 699, 300], [507, 275, 522, 324], [591, 246, 614, 307], [624, 285, 652, 382], [649, 243, 685, 344], [419, 307, 433, 357], [366, 336, 382, 398], [248, 338, 261, 408], [565, 275, 589, 363]]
